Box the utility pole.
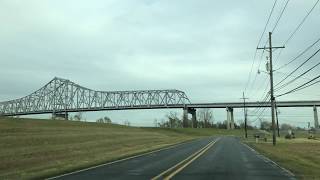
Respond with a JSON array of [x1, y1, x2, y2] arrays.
[[275, 100, 280, 137], [241, 92, 249, 138], [257, 32, 284, 146]]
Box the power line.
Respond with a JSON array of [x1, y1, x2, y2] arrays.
[[249, 76, 269, 99], [275, 37, 320, 71], [275, 60, 320, 91], [257, 0, 278, 48], [244, 0, 278, 93], [250, 104, 270, 123], [275, 47, 320, 88], [271, 0, 290, 33], [276, 70, 320, 83], [284, 0, 319, 45], [248, 114, 313, 118], [276, 74, 320, 97], [272, 1, 319, 72], [258, 0, 290, 65], [250, 92, 270, 116]]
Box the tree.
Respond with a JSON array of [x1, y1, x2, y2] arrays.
[[73, 112, 83, 121], [103, 116, 112, 123], [280, 123, 293, 130], [197, 108, 214, 128], [96, 116, 112, 123], [166, 111, 182, 128], [123, 120, 131, 126], [216, 121, 227, 129], [260, 120, 272, 131], [154, 119, 159, 127], [239, 121, 255, 130]]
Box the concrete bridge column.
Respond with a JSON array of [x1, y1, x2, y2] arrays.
[[226, 107, 234, 129], [182, 107, 197, 128], [314, 106, 319, 129], [189, 108, 197, 128], [52, 112, 68, 120], [183, 108, 189, 128]]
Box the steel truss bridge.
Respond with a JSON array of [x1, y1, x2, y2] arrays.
[[0, 77, 319, 128], [0, 77, 190, 116]]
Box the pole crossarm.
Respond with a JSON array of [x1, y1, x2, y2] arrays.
[[0, 77, 191, 116], [257, 46, 285, 50]]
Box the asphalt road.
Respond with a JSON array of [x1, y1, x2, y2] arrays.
[[51, 137, 214, 180], [173, 137, 295, 180], [50, 137, 295, 180]]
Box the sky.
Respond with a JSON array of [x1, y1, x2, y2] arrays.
[[0, 0, 319, 127]]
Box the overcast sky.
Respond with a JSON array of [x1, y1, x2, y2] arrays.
[[0, 0, 319, 127]]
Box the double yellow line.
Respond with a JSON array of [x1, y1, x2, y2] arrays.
[[152, 138, 219, 180]]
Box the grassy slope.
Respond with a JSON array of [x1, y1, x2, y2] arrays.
[[0, 117, 247, 179], [247, 138, 320, 179]]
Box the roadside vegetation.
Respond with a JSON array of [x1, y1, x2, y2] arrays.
[[247, 137, 320, 179], [244, 123, 320, 180], [0, 116, 248, 180]]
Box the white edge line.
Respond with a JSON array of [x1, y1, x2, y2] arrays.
[[46, 139, 200, 179], [241, 142, 296, 178]]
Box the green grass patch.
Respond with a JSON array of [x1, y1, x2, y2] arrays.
[[0, 117, 248, 179], [246, 137, 320, 179]]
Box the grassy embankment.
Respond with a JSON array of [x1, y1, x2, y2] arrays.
[[0, 117, 247, 179], [246, 132, 320, 179]]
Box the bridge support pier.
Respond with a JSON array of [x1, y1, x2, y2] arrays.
[[189, 108, 197, 128], [226, 107, 234, 129], [314, 106, 319, 129], [182, 107, 197, 128], [183, 108, 189, 128], [52, 112, 68, 120]]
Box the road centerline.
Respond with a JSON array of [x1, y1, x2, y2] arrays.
[[152, 138, 220, 180]]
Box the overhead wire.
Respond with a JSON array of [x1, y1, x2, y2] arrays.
[[276, 74, 320, 97], [271, 0, 290, 33], [275, 60, 320, 91], [273, 0, 319, 70], [248, 0, 289, 98], [244, 0, 278, 94], [283, 0, 319, 45], [275, 47, 320, 88], [275, 37, 320, 71]]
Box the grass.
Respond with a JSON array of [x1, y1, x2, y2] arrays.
[[246, 136, 320, 179], [0, 117, 247, 179]]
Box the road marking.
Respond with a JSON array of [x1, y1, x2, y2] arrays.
[[46, 139, 199, 180], [152, 138, 219, 180]]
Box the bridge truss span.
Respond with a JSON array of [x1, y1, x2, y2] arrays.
[[0, 77, 191, 116]]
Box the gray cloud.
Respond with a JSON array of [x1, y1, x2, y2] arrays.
[[0, 0, 319, 127]]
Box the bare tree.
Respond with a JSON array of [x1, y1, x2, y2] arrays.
[[123, 120, 131, 126], [154, 119, 159, 127], [260, 120, 272, 130], [73, 112, 83, 121], [96, 116, 112, 123], [281, 123, 294, 130], [166, 111, 182, 128], [197, 108, 213, 128]]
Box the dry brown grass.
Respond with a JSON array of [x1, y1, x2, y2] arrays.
[[0, 117, 253, 179], [0, 118, 196, 179], [247, 138, 320, 179]]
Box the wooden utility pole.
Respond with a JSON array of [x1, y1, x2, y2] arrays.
[[241, 92, 249, 138], [257, 32, 284, 146], [275, 100, 280, 137]]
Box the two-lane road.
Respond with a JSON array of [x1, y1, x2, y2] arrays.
[[50, 137, 295, 180], [49, 138, 215, 180], [173, 137, 295, 180]]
